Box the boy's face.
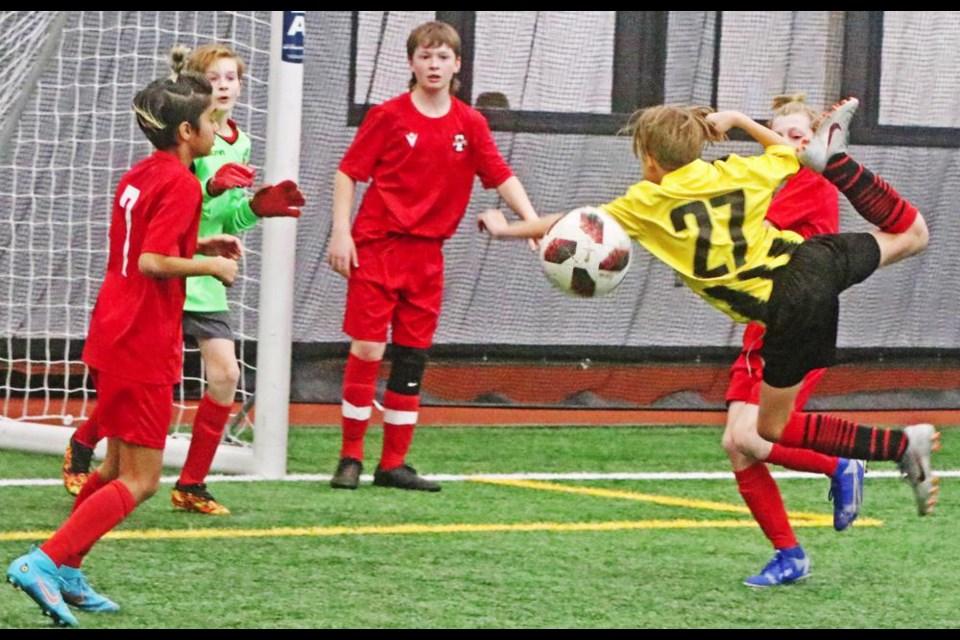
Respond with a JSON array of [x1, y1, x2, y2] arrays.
[[186, 99, 219, 159], [771, 112, 814, 150], [409, 44, 461, 93], [205, 56, 242, 115]]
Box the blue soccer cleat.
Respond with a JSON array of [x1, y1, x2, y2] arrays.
[[59, 565, 120, 613], [829, 458, 865, 531], [743, 546, 811, 588], [6, 546, 79, 627]]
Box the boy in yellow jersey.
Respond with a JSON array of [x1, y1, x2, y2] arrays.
[[480, 100, 938, 555]]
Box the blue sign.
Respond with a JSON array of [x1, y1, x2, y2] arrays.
[[282, 11, 305, 64]]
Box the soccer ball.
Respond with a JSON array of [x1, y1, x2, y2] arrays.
[[539, 206, 632, 297]]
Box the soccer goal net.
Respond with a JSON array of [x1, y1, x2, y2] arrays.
[[0, 11, 286, 473]]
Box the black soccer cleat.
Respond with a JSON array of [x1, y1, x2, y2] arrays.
[[330, 457, 363, 490], [372, 463, 441, 492]]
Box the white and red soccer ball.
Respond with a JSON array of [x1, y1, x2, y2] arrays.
[[539, 206, 632, 298]]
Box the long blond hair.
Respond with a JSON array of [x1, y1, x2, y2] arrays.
[[625, 105, 726, 171]]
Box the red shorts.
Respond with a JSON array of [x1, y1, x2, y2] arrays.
[[343, 236, 444, 349], [93, 369, 173, 450], [726, 322, 825, 410]]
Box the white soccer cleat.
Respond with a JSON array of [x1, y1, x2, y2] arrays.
[[898, 423, 940, 516], [798, 97, 859, 173]]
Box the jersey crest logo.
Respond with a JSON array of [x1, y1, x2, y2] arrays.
[[405, 132, 418, 148], [452, 133, 467, 152]]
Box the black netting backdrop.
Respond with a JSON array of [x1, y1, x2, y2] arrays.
[[2, 11, 959, 414]]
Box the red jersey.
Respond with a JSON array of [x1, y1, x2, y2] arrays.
[[340, 93, 513, 245], [766, 166, 839, 238], [83, 151, 202, 385]]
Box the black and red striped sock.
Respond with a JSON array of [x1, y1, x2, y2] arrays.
[[778, 412, 907, 461], [822, 153, 918, 233]]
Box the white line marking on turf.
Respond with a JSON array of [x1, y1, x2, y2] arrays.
[[3, 469, 959, 488]]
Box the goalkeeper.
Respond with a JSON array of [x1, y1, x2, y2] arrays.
[[63, 43, 305, 515]]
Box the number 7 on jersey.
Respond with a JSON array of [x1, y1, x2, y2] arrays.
[[119, 184, 140, 277]]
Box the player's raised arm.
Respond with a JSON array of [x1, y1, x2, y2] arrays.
[[478, 209, 560, 240], [707, 110, 791, 149]]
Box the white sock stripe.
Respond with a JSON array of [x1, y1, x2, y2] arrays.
[[383, 409, 418, 425], [341, 400, 372, 421]]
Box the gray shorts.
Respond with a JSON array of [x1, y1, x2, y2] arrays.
[[183, 311, 234, 343]]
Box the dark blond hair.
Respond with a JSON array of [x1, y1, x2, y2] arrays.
[[406, 21, 461, 94], [769, 93, 821, 130], [170, 43, 246, 81], [626, 105, 726, 171], [133, 74, 211, 150]]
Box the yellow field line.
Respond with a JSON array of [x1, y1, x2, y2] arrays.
[[472, 478, 883, 526], [0, 514, 885, 543]]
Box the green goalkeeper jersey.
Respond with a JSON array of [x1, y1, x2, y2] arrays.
[[186, 120, 258, 313]]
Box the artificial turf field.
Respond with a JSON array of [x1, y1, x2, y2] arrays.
[[1, 425, 956, 628]]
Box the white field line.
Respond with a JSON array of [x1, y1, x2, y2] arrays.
[[2, 469, 958, 488]]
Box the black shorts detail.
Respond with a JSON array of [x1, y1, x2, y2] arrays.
[[183, 311, 234, 343], [767, 237, 801, 259], [762, 233, 881, 388], [703, 285, 772, 325]]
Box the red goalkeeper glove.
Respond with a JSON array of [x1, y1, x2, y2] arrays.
[[207, 163, 256, 197], [250, 180, 306, 218]]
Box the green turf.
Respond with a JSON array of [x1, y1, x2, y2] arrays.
[[1, 426, 957, 628]]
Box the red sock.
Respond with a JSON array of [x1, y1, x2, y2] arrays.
[[735, 463, 797, 549], [823, 154, 918, 233], [380, 390, 419, 470], [59, 470, 111, 568], [179, 394, 232, 486], [778, 412, 907, 460], [340, 354, 381, 461], [72, 408, 100, 448], [41, 480, 136, 566], [766, 443, 839, 477]]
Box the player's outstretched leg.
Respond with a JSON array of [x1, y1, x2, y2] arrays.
[[775, 411, 941, 515]]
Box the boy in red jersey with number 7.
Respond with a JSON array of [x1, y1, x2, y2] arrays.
[[326, 21, 540, 491], [6, 72, 241, 627]]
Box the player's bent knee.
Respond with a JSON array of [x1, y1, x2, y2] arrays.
[[755, 420, 780, 444], [351, 340, 387, 362], [907, 213, 930, 254], [387, 345, 428, 395], [878, 214, 929, 267], [207, 361, 241, 390]]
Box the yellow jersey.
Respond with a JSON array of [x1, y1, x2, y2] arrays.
[[601, 145, 803, 324]]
